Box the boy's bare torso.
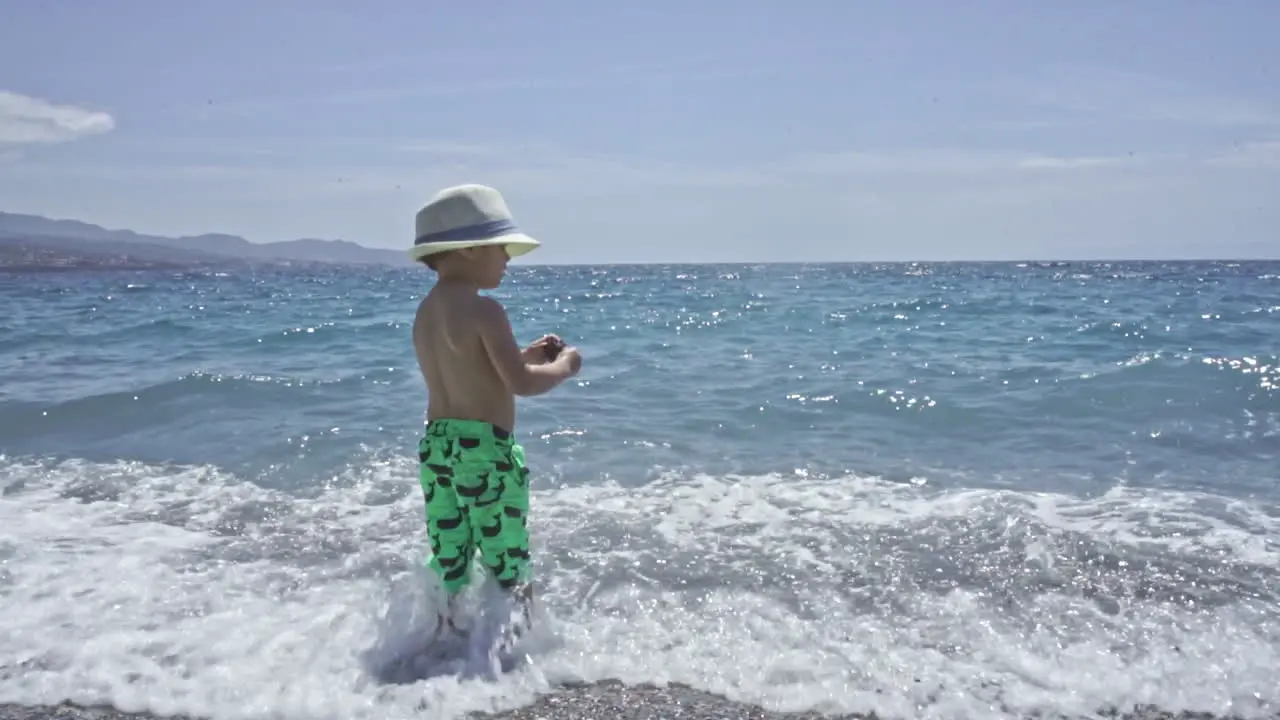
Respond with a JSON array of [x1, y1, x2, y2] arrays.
[[413, 282, 515, 432]]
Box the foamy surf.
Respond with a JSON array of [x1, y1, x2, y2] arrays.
[[1, 455, 1277, 720]]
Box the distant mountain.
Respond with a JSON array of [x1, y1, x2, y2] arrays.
[[0, 211, 411, 270]]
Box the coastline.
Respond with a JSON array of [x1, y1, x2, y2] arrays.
[[2, 680, 1272, 720]]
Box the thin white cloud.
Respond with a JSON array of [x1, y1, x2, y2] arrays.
[[760, 147, 1148, 180], [396, 141, 511, 157], [390, 141, 1149, 189], [1014, 155, 1130, 170], [1014, 64, 1278, 128], [179, 57, 763, 116], [1204, 140, 1280, 170], [0, 90, 115, 145], [1, 140, 1216, 197], [10, 127, 1274, 220]]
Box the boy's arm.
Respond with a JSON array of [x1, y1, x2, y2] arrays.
[[475, 296, 577, 397]]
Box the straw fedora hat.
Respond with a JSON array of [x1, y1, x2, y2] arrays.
[[408, 184, 540, 262]]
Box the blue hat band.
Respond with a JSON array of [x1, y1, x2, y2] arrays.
[[414, 218, 518, 246]]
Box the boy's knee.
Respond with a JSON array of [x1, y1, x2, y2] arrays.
[[478, 534, 530, 588], [428, 522, 472, 562], [427, 511, 474, 593], [430, 549, 472, 594]]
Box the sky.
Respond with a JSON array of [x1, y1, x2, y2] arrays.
[[0, 0, 1277, 264]]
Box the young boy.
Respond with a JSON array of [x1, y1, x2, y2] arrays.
[[408, 184, 582, 641]]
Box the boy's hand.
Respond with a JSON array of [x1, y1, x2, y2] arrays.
[[521, 335, 562, 364], [542, 335, 567, 361], [559, 346, 583, 375]]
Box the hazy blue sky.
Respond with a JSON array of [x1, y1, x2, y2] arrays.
[[1, 0, 1277, 263]]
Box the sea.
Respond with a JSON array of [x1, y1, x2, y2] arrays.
[[1, 260, 1278, 720]]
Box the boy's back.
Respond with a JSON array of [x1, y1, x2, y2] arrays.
[[413, 282, 516, 433]]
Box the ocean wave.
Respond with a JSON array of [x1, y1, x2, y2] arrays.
[[1, 455, 1277, 720]]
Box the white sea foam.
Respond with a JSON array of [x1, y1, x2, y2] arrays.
[[1, 456, 1277, 720]]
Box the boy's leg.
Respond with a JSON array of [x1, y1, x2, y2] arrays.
[[449, 431, 533, 605], [419, 426, 475, 633], [467, 439, 534, 654]]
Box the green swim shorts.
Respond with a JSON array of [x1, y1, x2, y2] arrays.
[[417, 418, 531, 595]]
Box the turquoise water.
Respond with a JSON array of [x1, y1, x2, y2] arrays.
[[1, 261, 1278, 719]]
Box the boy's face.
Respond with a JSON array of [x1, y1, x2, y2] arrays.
[[470, 244, 510, 289]]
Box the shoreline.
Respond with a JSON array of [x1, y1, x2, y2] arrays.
[[2, 680, 1273, 720]]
